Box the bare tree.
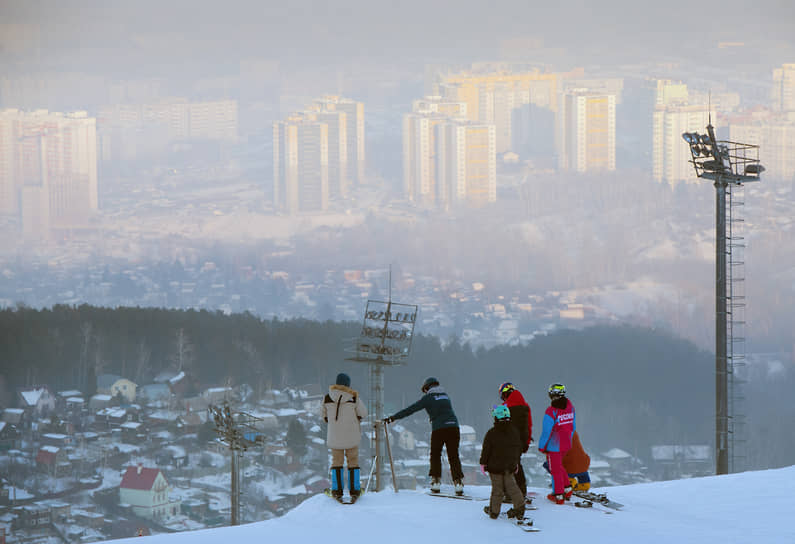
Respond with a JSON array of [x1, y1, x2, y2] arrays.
[[171, 327, 194, 373], [79, 322, 93, 392], [134, 338, 152, 384]]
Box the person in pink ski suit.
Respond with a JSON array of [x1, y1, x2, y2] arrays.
[[537, 383, 575, 504]]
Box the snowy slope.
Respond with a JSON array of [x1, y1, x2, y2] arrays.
[[140, 466, 794, 543]]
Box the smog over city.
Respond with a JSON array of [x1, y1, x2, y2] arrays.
[[0, 0, 794, 538]]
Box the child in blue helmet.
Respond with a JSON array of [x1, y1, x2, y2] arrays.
[[479, 405, 525, 520]]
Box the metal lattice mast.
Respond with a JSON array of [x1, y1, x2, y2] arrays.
[[727, 183, 748, 472], [682, 123, 763, 474], [208, 404, 266, 525], [347, 268, 417, 491]]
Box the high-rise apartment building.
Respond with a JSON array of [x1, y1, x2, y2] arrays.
[[557, 90, 616, 172], [437, 120, 497, 207], [402, 96, 495, 208], [0, 109, 97, 237], [772, 64, 795, 112], [402, 96, 467, 205], [651, 81, 715, 187], [729, 110, 795, 183], [97, 98, 237, 161], [314, 96, 365, 185], [273, 113, 329, 214], [435, 68, 582, 154], [305, 106, 348, 199]]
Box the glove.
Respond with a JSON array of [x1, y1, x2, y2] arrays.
[[480, 464, 486, 475], [383, 417, 393, 424]]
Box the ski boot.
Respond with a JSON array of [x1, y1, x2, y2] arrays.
[[507, 507, 525, 520], [483, 505, 499, 520], [330, 467, 344, 501], [348, 467, 361, 503], [564, 486, 573, 501], [546, 493, 565, 505], [430, 477, 441, 494], [453, 479, 464, 496]]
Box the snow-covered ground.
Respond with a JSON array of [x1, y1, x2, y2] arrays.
[[122, 465, 793, 543]]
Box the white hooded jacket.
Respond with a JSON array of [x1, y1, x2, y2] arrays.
[[322, 384, 368, 450]]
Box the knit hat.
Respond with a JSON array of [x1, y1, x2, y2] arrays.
[[335, 373, 351, 387]]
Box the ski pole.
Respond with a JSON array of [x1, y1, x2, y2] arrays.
[[383, 421, 399, 492]]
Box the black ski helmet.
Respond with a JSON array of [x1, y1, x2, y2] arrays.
[[548, 383, 566, 399], [422, 377, 439, 393]]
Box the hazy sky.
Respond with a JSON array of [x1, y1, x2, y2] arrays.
[[3, 0, 795, 71]]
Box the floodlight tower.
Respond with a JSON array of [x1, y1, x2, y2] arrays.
[[682, 123, 763, 475], [347, 270, 417, 491], [208, 403, 266, 525]]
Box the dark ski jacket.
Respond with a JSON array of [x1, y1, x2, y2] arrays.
[[479, 420, 522, 474], [389, 385, 458, 431], [503, 389, 532, 451]]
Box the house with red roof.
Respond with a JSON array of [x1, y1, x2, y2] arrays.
[[119, 465, 180, 521], [36, 445, 67, 477]]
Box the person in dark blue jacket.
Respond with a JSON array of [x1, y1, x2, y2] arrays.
[[384, 376, 464, 495]]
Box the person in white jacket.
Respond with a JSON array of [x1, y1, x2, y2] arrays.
[[323, 373, 368, 500]]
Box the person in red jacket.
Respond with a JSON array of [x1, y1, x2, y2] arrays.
[[498, 382, 532, 500]]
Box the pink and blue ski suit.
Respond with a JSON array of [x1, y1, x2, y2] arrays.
[[538, 398, 575, 495]]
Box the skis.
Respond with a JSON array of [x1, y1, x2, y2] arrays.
[[427, 491, 485, 501], [572, 490, 623, 510], [500, 513, 540, 532], [323, 488, 360, 505]]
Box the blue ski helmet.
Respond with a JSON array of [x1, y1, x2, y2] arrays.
[[492, 405, 511, 421]]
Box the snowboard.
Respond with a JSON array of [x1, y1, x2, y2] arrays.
[[572, 490, 623, 510], [500, 513, 540, 532]]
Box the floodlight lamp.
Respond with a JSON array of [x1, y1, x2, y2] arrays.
[[700, 134, 712, 146], [682, 132, 699, 144], [744, 164, 765, 175], [692, 145, 702, 157]]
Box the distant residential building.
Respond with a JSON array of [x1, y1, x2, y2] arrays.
[[96, 98, 237, 161], [0, 109, 98, 237], [435, 67, 583, 153], [119, 465, 180, 521], [111, 379, 137, 403], [402, 96, 467, 205], [728, 109, 795, 183], [652, 81, 715, 187], [772, 63, 795, 112], [314, 95, 366, 185], [273, 113, 329, 214], [557, 89, 616, 172], [18, 386, 56, 416], [36, 445, 67, 477]]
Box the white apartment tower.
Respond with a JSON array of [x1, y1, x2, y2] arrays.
[[402, 96, 468, 206], [772, 64, 795, 112], [315, 96, 365, 185], [651, 81, 715, 187], [729, 110, 795, 183], [557, 90, 616, 172], [0, 109, 98, 237], [273, 114, 329, 214]]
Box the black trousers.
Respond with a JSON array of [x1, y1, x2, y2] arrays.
[[429, 426, 464, 481]]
